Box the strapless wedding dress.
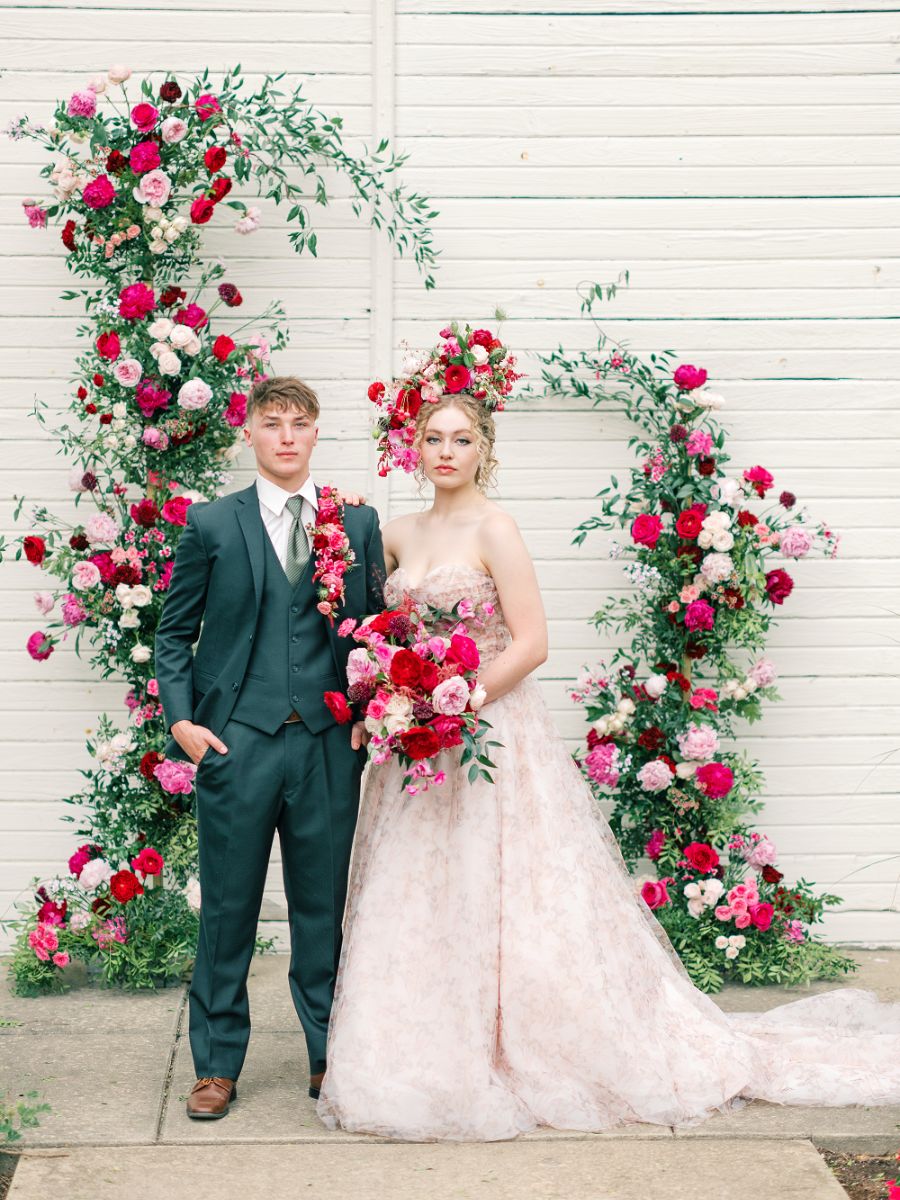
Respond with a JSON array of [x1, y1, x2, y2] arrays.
[[317, 564, 900, 1141]]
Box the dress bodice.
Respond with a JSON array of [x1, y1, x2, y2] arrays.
[[385, 564, 511, 666]]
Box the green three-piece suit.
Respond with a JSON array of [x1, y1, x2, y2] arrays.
[[154, 482, 386, 1079]]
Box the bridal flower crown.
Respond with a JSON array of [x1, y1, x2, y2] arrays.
[[367, 320, 522, 476]]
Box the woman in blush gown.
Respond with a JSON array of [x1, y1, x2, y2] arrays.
[[317, 360, 900, 1143]]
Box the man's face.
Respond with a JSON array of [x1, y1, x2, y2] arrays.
[[243, 403, 318, 486]]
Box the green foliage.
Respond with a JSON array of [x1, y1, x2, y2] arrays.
[[1, 1093, 51, 1144]]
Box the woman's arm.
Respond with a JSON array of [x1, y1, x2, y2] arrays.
[[476, 511, 548, 703]]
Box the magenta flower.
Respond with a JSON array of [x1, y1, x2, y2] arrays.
[[129, 140, 161, 175], [673, 364, 707, 391], [684, 599, 714, 631], [630, 512, 663, 549], [641, 878, 671, 910], [82, 175, 116, 210], [153, 758, 197, 795], [119, 282, 155, 321], [67, 90, 97, 119], [584, 742, 621, 789], [27, 631, 53, 661], [645, 829, 665, 860], [130, 102, 159, 132], [695, 761, 734, 799]]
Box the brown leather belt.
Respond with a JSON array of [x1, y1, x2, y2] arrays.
[[284, 712, 303, 725]]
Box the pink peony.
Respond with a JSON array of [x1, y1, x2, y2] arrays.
[[177, 378, 212, 410], [71, 560, 102, 590], [695, 761, 734, 799], [748, 657, 777, 688], [82, 175, 116, 209], [224, 392, 247, 427], [673, 364, 707, 391], [631, 513, 663, 549], [779, 526, 814, 559], [153, 758, 197, 795], [637, 759, 674, 793], [113, 358, 142, 387], [85, 512, 119, 546], [744, 836, 778, 869], [142, 427, 169, 450], [133, 168, 171, 207], [119, 282, 155, 321], [676, 723, 719, 761], [645, 829, 665, 860], [684, 599, 715, 631], [61, 593, 87, 626], [685, 430, 713, 457], [129, 141, 161, 174], [23, 201, 48, 228], [689, 687, 719, 712], [67, 90, 97, 118], [27, 631, 53, 661], [584, 742, 621, 789], [431, 676, 470, 716], [33, 590, 54, 615], [641, 879, 671, 910], [346, 647, 376, 686]]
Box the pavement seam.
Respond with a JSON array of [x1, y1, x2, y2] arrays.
[[154, 984, 189, 1142]]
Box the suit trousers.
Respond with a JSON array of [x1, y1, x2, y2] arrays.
[[188, 716, 364, 1080]]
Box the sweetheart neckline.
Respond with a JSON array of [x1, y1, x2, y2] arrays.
[[387, 563, 496, 591]]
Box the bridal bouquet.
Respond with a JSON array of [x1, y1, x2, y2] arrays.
[[324, 596, 499, 794]]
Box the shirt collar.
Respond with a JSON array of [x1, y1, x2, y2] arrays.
[[255, 472, 318, 518]]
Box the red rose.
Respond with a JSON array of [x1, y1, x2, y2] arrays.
[[631, 513, 663, 549], [131, 847, 164, 877], [109, 869, 144, 904], [673, 364, 707, 391], [204, 145, 227, 172], [444, 364, 472, 393], [324, 691, 353, 725], [161, 496, 192, 526], [470, 328, 493, 349], [139, 750, 164, 781], [190, 196, 216, 225], [683, 841, 720, 873], [675, 510, 702, 539], [399, 726, 441, 761], [61, 219, 77, 250], [398, 387, 422, 417], [390, 648, 423, 689], [130, 498, 159, 528], [666, 670, 691, 693], [765, 568, 794, 605], [23, 535, 46, 565], [96, 331, 121, 361], [209, 177, 232, 202], [446, 633, 479, 671], [419, 660, 440, 693], [432, 715, 464, 748], [212, 334, 235, 362], [749, 902, 774, 931], [130, 102, 159, 133]]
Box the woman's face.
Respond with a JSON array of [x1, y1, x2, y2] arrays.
[[419, 404, 480, 490]]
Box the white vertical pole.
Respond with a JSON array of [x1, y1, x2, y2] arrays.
[[368, 0, 396, 516]]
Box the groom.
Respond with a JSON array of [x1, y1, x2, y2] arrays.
[[155, 375, 385, 1119]]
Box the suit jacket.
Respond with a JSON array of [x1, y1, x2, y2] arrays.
[[154, 483, 386, 758]]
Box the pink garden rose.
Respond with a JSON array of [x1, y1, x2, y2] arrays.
[[161, 496, 192, 526], [631, 513, 663, 549], [61, 593, 88, 626], [695, 761, 734, 799], [749, 902, 774, 931], [676, 723, 719, 761], [779, 526, 814, 558], [28, 922, 59, 961], [82, 174, 116, 209], [224, 392, 247, 427], [67, 90, 97, 118], [743, 465, 775, 497], [113, 358, 143, 387], [23, 201, 47, 228], [153, 758, 197, 795], [142, 427, 169, 450], [684, 599, 715, 631], [641, 878, 671, 910], [177, 378, 212, 410], [431, 676, 471, 716], [748, 657, 777, 688], [71, 560, 102, 590], [637, 759, 674, 793], [161, 116, 188, 144], [52, 951, 70, 968], [133, 168, 171, 207], [673, 364, 707, 391], [85, 512, 120, 546]]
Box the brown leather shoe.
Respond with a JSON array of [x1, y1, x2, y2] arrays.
[[309, 1070, 325, 1100], [186, 1076, 236, 1119]]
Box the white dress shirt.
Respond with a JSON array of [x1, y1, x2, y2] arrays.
[[255, 473, 318, 570]]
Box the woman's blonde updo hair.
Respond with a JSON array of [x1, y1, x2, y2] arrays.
[[413, 393, 499, 492]]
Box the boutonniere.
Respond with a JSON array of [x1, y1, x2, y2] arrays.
[[308, 486, 356, 624]]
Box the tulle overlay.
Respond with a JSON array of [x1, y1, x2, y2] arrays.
[[317, 565, 900, 1141]]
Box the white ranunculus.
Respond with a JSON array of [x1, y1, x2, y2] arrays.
[[592, 717, 609, 736], [172, 216, 189, 233], [130, 643, 152, 663], [148, 341, 168, 361], [112, 402, 127, 418], [616, 697, 636, 716], [164, 226, 179, 243], [143, 206, 163, 223], [182, 334, 202, 357], [711, 530, 735, 552], [471, 344, 489, 365], [713, 477, 744, 507], [149, 239, 168, 255], [123, 434, 136, 449], [693, 389, 726, 410]]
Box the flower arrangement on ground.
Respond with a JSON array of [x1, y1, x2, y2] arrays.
[[3, 63, 437, 993], [536, 278, 855, 992]]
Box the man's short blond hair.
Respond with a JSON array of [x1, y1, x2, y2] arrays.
[[247, 376, 319, 421]]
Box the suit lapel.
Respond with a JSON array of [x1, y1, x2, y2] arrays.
[[235, 484, 265, 609]]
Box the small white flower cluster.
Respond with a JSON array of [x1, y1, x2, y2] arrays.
[[715, 934, 746, 959], [143, 204, 189, 255], [684, 877, 724, 918], [592, 695, 635, 737], [100, 401, 136, 452], [608, 541, 623, 559], [622, 560, 663, 593]]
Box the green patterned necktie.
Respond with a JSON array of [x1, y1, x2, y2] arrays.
[[284, 495, 310, 587]]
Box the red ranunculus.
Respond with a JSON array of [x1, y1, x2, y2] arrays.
[[131, 847, 164, 877], [161, 496, 192, 526], [675, 509, 702, 539], [212, 334, 235, 362], [683, 841, 720, 873], [324, 691, 353, 724], [432, 715, 464, 748], [399, 726, 441, 761], [390, 648, 423, 689], [638, 726, 664, 752], [109, 869, 144, 904], [446, 633, 479, 671], [204, 145, 227, 172], [105, 149, 128, 175], [631, 513, 663, 549], [765, 568, 794, 606], [444, 364, 472, 393], [190, 196, 216, 225], [419, 660, 440, 692], [737, 509, 758, 528], [23, 535, 46, 565], [130, 498, 159, 528], [96, 331, 121, 361]]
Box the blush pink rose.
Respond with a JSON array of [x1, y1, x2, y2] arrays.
[[71, 560, 102, 590], [113, 358, 142, 387], [133, 168, 171, 207], [177, 378, 212, 410], [160, 116, 188, 144], [637, 759, 674, 793], [430, 676, 470, 716]]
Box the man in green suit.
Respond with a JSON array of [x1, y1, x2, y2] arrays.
[[155, 376, 385, 1119]]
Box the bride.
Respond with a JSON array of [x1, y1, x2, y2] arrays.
[[317, 326, 900, 1142]]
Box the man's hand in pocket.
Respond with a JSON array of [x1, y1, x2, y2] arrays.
[[172, 720, 229, 766]]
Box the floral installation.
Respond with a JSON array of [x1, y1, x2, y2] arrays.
[[324, 595, 499, 794], [308, 485, 355, 623], [4, 64, 437, 994], [366, 319, 522, 475], [536, 278, 854, 992]]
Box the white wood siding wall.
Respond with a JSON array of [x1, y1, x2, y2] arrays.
[[1, 0, 898, 949]]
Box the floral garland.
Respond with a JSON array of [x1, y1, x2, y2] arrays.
[[366, 320, 521, 475], [308, 485, 355, 624], [535, 279, 855, 993], [3, 63, 436, 994]]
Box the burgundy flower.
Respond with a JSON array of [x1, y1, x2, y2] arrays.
[[130, 498, 160, 528], [159, 286, 186, 308], [217, 283, 242, 307], [762, 864, 784, 885], [61, 219, 77, 250], [669, 423, 688, 443], [69, 533, 89, 551], [697, 456, 716, 477], [779, 490, 796, 509], [737, 510, 758, 528], [139, 750, 164, 781], [765, 568, 794, 605], [159, 81, 182, 102], [105, 150, 128, 175]]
